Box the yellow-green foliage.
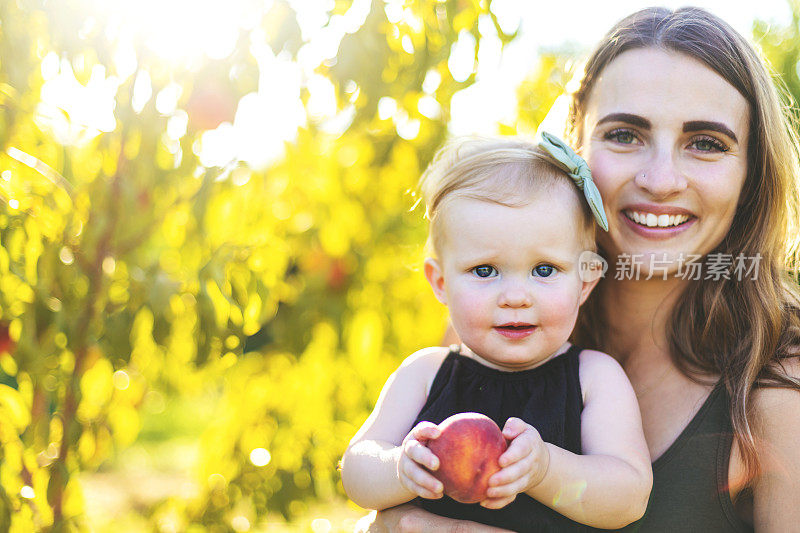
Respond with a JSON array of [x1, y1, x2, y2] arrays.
[[0, 0, 518, 530], [1, 0, 797, 531]]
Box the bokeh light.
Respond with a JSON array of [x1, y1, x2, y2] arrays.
[[249, 447, 271, 467]]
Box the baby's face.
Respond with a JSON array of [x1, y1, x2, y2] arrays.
[[428, 184, 596, 371]]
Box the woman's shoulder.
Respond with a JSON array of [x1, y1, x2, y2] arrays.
[[751, 354, 800, 414], [749, 354, 800, 462]]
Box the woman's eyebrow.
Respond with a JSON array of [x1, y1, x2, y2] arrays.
[[597, 113, 651, 129], [683, 120, 738, 142]]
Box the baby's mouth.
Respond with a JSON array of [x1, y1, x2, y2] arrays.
[[495, 323, 535, 332], [494, 324, 536, 339], [623, 209, 694, 228]]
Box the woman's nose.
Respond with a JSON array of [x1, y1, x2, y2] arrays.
[[634, 150, 688, 199]]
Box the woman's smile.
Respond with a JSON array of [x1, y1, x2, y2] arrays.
[[620, 203, 698, 240]]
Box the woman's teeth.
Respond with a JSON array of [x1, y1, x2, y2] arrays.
[[625, 210, 690, 228]]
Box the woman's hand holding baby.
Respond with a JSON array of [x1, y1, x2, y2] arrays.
[[481, 417, 550, 509], [397, 421, 444, 500]]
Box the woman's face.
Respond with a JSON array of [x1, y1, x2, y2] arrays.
[[579, 48, 749, 275]]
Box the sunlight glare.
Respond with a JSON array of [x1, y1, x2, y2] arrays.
[[132, 70, 153, 114], [167, 111, 189, 140], [293, 0, 371, 73], [112, 36, 138, 79], [36, 59, 119, 146], [489, 0, 522, 34], [96, 0, 249, 64], [155, 84, 183, 116], [306, 74, 337, 121], [448, 30, 477, 83]]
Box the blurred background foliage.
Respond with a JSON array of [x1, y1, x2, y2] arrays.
[[0, 0, 798, 531]]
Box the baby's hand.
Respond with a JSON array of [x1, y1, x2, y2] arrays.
[[397, 421, 444, 500], [481, 417, 550, 509]]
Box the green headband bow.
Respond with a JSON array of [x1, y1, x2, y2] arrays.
[[538, 131, 609, 232]]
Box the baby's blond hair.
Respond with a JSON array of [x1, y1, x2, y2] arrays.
[[418, 136, 596, 258]]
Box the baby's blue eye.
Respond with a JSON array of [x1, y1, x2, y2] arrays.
[[534, 265, 555, 277], [472, 265, 496, 278]]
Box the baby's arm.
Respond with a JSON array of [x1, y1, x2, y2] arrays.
[[484, 350, 652, 529], [341, 347, 448, 510]]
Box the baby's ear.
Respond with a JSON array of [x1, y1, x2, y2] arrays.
[[579, 275, 600, 306], [577, 251, 605, 305], [424, 258, 447, 305]]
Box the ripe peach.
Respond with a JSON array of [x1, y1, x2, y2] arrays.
[[427, 412, 507, 504]]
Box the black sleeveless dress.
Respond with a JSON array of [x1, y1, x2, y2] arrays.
[[411, 345, 752, 531], [412, 344, 599, 532]]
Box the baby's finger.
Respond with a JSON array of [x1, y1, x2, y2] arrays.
[[400, 467, 444, 499], [485, 473, 532, 499], [408, 422, 441, 443], [404, 439, 441, 471], [399, 476, 442, 500], [399, 459, 443, 495], [487, 456, 533, 488], [498, 436, 538, 468], [414, 484, 444, 500], [400, 476, 443, 500], [501, 417, 529, 440], [480, 494, 516, 509]]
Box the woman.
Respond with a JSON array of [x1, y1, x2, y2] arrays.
[[363, 6, 800, 531]]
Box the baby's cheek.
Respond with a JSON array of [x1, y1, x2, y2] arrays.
[[537, 286, 581, 327], [448, 288, 489, 328]]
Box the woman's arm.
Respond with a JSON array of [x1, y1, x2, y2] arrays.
[[357, 504, 512, 533], [341, 347, 447, 510], [509, 350, 651, 529], [751, 357, 800, 531]]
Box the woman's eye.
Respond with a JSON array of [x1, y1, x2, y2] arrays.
[[690, 136, 729, 153], [472, 265, 497, 278], [533, 265, 555, 277], [605, 129, 638, 145]]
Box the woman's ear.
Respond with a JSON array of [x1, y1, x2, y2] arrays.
[[424, 258, 447, 305]]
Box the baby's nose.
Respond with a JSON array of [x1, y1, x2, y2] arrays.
[[498, 282, 533, 308]]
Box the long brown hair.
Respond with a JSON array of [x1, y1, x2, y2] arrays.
[[568, 7, 800, 479]]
